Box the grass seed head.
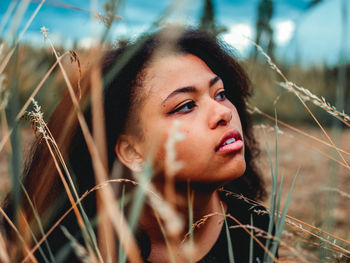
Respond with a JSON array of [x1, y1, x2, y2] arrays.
[[40, 26, 49, 40]]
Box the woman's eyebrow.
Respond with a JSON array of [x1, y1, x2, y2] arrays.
[[209, 76, 221, 87], [162, 76, 221, 105]]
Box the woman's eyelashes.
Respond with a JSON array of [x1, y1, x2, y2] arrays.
[[215, 90, 226, 100], [168, 89, 226, 115], [169, 100, 196, 114]]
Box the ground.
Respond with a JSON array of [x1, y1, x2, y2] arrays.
[[256, 124, 350, 262]]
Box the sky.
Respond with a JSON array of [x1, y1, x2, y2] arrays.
[[0, 0, 349, 66]]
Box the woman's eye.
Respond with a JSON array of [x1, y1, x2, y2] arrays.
[[169, 101, 196, 114], [215, 90, 226, 100]]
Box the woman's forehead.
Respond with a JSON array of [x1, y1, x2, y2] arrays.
[[142, 53, 218, 98]]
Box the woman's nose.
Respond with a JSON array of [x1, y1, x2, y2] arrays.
[[209, 102, 233, 129]]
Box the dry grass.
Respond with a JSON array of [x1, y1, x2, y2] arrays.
[[256, 125, 350, 259], [0, 1, 349, 261], [1, 124, 349, 262]]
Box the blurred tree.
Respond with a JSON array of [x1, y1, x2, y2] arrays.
[[307, 0, 323, 8], [254, 0, 274, 60], [198, 0, 226, 36], [335, 0, 348, 116], [288, 0, 327, 64]]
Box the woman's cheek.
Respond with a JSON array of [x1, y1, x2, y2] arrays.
[[147, 126, 186, 176], [149, 127, 190, 178]]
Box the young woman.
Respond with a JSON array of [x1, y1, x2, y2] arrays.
[[4, 26, 275, 262]]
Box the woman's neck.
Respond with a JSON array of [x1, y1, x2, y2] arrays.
[[141, 187, 227, 262]]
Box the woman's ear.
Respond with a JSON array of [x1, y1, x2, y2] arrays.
[[115, 135, 144, 172]]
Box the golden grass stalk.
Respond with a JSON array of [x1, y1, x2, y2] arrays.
[[248, 104, 350, 158], [0, 50, 78, 154], [278, 81, 350, 127], [221, 190, 350, 254], [220, 202, 279, 262], [228, 224, 311, 263], [323, 187, 350, 200], [0, 0, 17, 37], [285, 217, 350, 257], [23, 175, 157, 261], [89, 44, 116, 262], [27, 98, 100, 263], [252, 42, 350, 171], [154, 210, 177, 263], [164, 120, 185, 230], [0, 229, 10, 263], [21, 179, 138, 262], [0, 0, 45, 76], [0, 207, 37, 263], [182, 212, 223, 242], [255, 124, 350, 170], [299, 238, 350, 260], [252, 42, 350, 127], [285, 214, 350, 249], [61, 226, 91, 262], [45, 34, 143, 262]]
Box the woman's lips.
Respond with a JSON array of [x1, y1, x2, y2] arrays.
[[215, 130, 243, 153], [216, 139, 244, 153]]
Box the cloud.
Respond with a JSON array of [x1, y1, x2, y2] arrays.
[[222, 24, 253, 54], [275, 20, 295, 45]]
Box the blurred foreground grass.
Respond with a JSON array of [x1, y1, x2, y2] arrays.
[[1, 124, 349, 261]]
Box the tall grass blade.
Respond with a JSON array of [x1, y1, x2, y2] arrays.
[[0, 233, 10, 263], [0, 207, 37, 262], [14, 0, 45, 46], [118, 160, 153, 262], [221, 203, 235, 263], [31, 95, 102, 262], [60, 226, 91, 262], [118, 185, 127, 263], [263, 128, 276, 262], [76, 192, 102, 260], [49, 37, 142, 262], [21, 183, 56, 262], [25, 217, 50, 263], [274, 110, 279, 198], [128, 160, 153, 233], [270, 168, 299, 258], [0, 0, 45, 76], [0, 0, 17, 37], [7, 48, 22, 224], [154, 212, 176, 263], [276, 170, 285, 221], [6, 0, 30, 41], [264, 111, 280, 262], [249, 215, 254, 263], [187, 186, 194, 263], [103, 0, 187, 87]]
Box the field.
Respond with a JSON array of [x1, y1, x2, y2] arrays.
[[257, 126, 350, 262], [1, 123, 349, 262], [1, 47, 349, 262], [1, 1, 350, 262]]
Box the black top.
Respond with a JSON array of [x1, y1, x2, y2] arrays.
[[145, 191, 276, 263], [29, 190, 275, 262], [199, 191, 273, 263]]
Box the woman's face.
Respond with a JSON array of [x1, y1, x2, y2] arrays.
[[132, 53, 246, 185]]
